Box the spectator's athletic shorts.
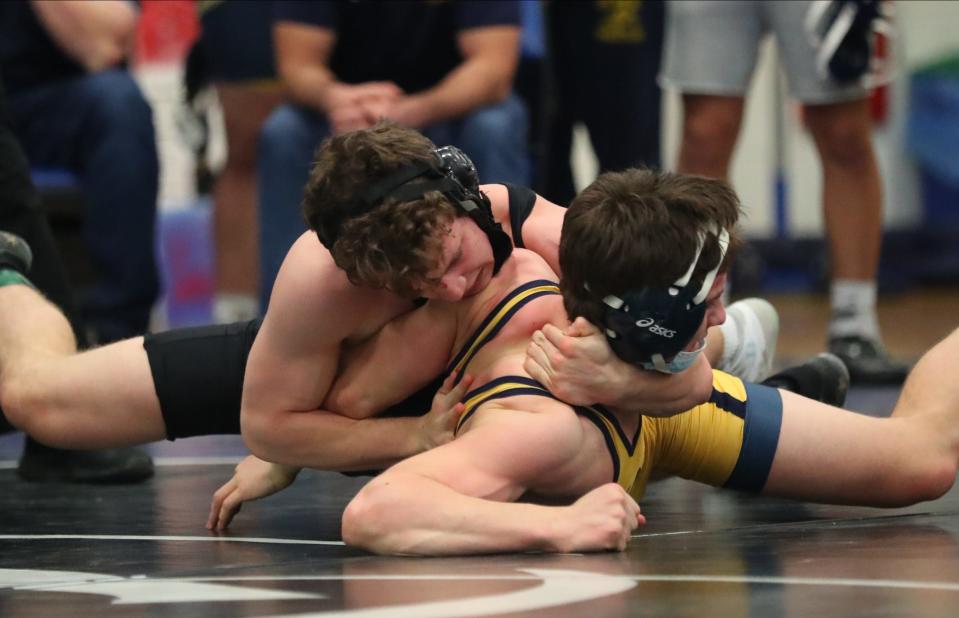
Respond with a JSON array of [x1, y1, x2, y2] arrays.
[[659, 0, 870, 104]]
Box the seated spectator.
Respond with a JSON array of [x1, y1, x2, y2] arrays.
[[0, 0, 159, 343], [257, 0, 529, 308], [187, 0, 284, 323]]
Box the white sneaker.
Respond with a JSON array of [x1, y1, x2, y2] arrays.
[[718, 298, 779, 382]]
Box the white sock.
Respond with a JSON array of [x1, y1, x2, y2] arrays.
[[828, 279, 879, 340], [212, 293, 260, 324]]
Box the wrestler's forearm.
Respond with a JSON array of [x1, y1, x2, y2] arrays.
[[242, 408, 424, 471], [342, 471, 561, 556], [607, 356, 714, 417]]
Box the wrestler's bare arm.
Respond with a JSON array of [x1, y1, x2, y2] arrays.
[[342, 402, 644, 556], [326, 301, 460, 419], [483, 184, 563, 276], [240, 235, 445, 470]]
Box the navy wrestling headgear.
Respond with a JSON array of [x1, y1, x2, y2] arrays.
[[317, 146, 513, 274], [596, 225, 730, 370]]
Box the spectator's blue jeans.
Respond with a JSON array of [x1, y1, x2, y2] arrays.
[[257, 95, 529, 308], [8, 70, 159, 342]]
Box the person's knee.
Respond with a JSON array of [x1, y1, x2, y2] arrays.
[[0, 375, 68, 445], [259, 105, 323, 163], [461, 96, 528, 145], [682, 104, 740, 166], [457, 97, 529, 184], [806, 105, 874, 169], [85, 72, 155, 137], [815, 125, 873, 169]]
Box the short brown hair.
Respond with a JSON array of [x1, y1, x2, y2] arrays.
[[301, 121, 460, 296], [560, 168, 742, 326]]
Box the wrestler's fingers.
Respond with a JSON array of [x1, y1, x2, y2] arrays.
[[538, 324, 567, 353], [207, 481, 235, 529], [217, 492, 243, 530], [437, 370, 461, 395], [524, 342, 552, 383], [531, 331, 561, 364], [624, 496, 646, 529], [449, 373, 473, 400]]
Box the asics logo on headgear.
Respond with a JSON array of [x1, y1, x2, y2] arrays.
[[635, 318, 676, 338]]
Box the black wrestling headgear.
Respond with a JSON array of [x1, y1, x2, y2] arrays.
[[594, 226, 730, 369], [318, 146, 513, 274]]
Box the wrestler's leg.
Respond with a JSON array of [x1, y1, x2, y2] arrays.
[[762, 328, 959, 506], [0, 284, 165, 448]]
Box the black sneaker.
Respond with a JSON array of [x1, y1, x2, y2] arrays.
[[18, 438, 154, 484], [828, 334, 909, 385], [0, 231, 32, 274], [761, 353, 850, 407]]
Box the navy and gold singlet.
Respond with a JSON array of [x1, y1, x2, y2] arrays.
[[455, 372, 783, 500], [445, 279, 560, 385], [444, 277, 784, 498]]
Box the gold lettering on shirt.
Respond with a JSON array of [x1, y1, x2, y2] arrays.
[[595, 0, 646, 44]]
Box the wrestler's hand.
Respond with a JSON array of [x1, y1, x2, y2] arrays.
[[207, 455, 300, 531], [524, 317, 632, 406], [416, 371, 474, 452], [553, 483, 645, 553], [525, 317, 713, 415]]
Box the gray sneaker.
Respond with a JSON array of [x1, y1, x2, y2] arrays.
[[828, 334, 909, 385], [762, 353, 850, 407], [718, 298, 779, 382]]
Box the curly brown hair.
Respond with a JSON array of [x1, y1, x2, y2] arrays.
[[301, 121, 462, 296], [560, 168, 742, 327], [331, 191, 458, 297]]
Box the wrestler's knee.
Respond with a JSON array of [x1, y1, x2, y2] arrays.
[[886, 454, 956, 507], [0, 373, 74, 445]]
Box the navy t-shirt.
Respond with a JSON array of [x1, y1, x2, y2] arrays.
[[273, 0, 520, 94]]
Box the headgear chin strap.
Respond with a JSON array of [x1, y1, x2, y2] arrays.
[[596, 225, 730, 368], [321, 146, 513, 274]]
